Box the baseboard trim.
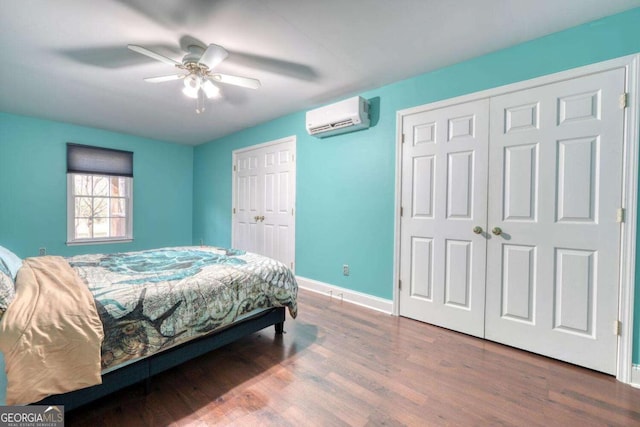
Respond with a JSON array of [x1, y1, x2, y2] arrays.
[[296, 276, 393, 314], [631, 365, 640, 389]]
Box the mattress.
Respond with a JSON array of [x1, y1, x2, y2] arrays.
[[68, 246, 298, 370]]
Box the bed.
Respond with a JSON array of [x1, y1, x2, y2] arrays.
[[0, 245, 298, 410]]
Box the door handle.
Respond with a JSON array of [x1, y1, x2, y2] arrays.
[[254, 216, 259, 222], [473, 226, 483, 234], [259, 215, 265, 222], [492, 227, 502, 236]]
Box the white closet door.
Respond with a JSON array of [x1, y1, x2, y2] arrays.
[[485, 68, 625, 374], [261, 143, 295, 268], [234, 151, 261, 254], [232, 137, 296, 269], [399, 99, 489, 337]]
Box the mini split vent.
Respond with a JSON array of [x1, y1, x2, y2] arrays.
[[306, 96, 370, 138], [308, 118, 357, 134]]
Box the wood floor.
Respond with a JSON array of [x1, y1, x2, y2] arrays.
[[68, 289, 640, 426]]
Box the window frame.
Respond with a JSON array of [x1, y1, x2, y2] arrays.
[[66, 173, 134, 246]]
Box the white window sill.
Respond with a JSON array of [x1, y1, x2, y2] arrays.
[[66, 238, 133, 246]]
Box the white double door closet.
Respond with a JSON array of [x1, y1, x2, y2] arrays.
[[398, 64, 629, 375], [232, 136, 296, 270]]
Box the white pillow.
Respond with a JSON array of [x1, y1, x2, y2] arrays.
[[0, 246, 22, 280]]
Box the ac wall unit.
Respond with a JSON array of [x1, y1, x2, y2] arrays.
[[306, 96, 370, 138]]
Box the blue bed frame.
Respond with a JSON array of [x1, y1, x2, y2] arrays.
[[35, 307, 286, 410]]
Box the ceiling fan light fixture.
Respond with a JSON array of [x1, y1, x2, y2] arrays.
[[202, 80, 221, 99], [182, 85, 199, 99], [183, 73, 201, 90]]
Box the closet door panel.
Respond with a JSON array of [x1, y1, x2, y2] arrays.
[[485, 67, 625, 374], [399, 98, 489, 337], [232, 137, 296, 270]]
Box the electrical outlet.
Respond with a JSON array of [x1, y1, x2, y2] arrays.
[[343, 264, 349, 276], [39, 247, 46, 256]]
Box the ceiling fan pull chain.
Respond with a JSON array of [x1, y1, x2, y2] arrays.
[[196, 87, 205, 114]]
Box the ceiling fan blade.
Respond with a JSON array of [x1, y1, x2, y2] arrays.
[[229, 51, 318, 81], [144, 74, 184, 83], [209, 73, 261, 89], [128, 44, 180, 66], [199, 44, 228, 69]]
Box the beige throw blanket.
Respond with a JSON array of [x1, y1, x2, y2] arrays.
[[0, 256, 104, 404]]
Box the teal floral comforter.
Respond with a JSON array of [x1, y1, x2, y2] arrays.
[[66, 246, 297, 370]]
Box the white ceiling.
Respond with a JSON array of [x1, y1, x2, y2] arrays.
[[1, 1, 638, 145]]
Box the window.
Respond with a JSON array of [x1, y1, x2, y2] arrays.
[[67, 144, 133, 245]]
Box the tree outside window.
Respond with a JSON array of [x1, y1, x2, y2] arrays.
[[71, 174, 131, 241]]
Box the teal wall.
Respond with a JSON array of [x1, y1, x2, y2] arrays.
[[192, 9, 640, 363], [0, 113, 194, 258]]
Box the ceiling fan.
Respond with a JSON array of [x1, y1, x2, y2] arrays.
[[128, 43, 261, 113]]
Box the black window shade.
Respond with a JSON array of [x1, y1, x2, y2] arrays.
[[67, 143, 133, 177]]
